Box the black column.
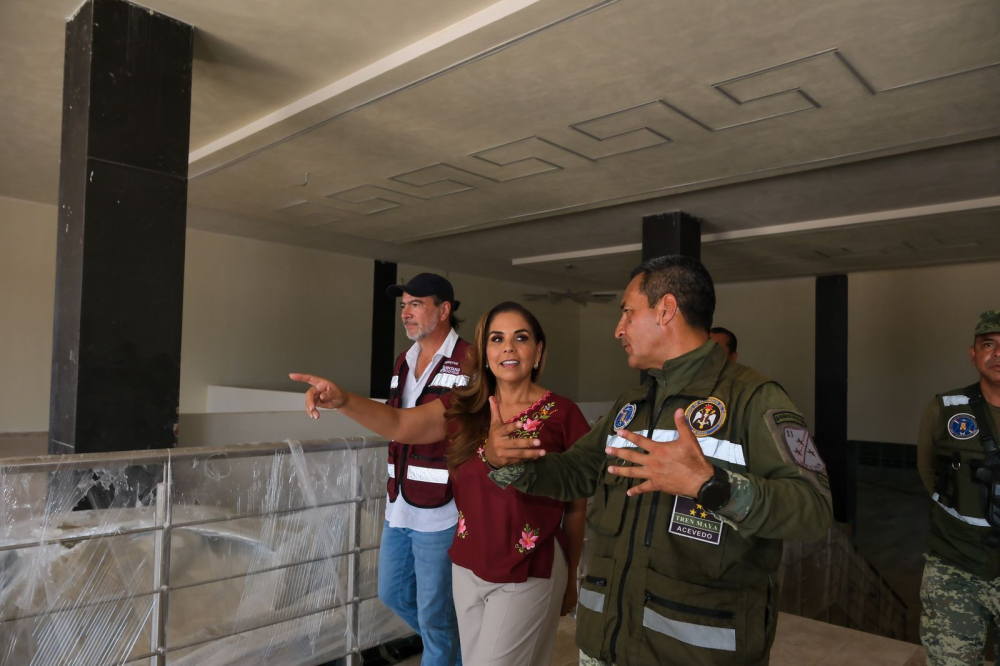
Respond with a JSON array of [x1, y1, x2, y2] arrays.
[[815, 274, 854, 525], [370, 261, 398, 400], [49, 0, 193, 455], [641, 211, 702, 261]]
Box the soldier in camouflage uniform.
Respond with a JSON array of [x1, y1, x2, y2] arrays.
[[918, 310, 1000, 666], [484, 256, 833, 666]]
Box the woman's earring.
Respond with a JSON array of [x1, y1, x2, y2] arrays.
[[533, 362, 539, 369]]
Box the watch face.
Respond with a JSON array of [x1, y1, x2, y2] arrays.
[[700, 482, 730, 511], [699, 467, 731, 511]]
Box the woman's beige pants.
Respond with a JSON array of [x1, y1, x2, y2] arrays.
[[451, 541, 568, 666]]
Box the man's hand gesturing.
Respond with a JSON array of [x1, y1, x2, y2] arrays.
[[605, 408, 714, 498], [482, 396, 545, 467]]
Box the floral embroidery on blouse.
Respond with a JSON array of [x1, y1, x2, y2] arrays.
[[478, 395, 558, 467], [511, 401, 558, 439], [516, 523, 540, 553], [457, 512, 468, 539]]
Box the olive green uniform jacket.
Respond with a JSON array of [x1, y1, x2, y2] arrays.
[[491, 341, 833, 666], [917, 387, 1000, 578]]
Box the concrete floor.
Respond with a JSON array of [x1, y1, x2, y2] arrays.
[[399, 612, 929, 665]]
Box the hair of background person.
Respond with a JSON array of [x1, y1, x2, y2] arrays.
[[710, 326, 738, 354]]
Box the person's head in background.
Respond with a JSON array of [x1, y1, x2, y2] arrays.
[[710, 326, 739, 362]]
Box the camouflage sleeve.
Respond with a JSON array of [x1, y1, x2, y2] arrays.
[[716, 471, 754, 523], [488, 462, 526, 487], [917, 398, 941, 496], [488, 411, 612, 501], [716, 383, 833, 541]]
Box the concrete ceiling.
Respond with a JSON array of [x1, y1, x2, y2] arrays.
[[2, 0, 998, 288]]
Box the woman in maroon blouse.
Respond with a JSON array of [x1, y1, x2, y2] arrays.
[[291, 302, 589, 666]]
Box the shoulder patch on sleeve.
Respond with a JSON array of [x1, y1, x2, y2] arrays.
[[764, 409, 831, 495]]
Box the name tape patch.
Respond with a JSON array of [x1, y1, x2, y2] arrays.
[[668, 496, 723, 545]]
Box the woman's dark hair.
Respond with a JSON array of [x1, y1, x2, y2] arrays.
[[444, 301, 546, 470]]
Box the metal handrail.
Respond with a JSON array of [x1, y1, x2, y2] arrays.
[[0, 437, 393, 666], [0, 436, 388, 473]]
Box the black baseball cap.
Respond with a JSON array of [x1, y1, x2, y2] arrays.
[[386, 273, 460, 311]]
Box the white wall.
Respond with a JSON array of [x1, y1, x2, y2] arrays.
[[3, 190, 996, 447], [0, 196, 56, 432], [180, 229, 373, 412], [392, 264, 582, 400], [576, 300, 637, 402], [715, 278, 817, 428], [848, 261, 1000, 445]]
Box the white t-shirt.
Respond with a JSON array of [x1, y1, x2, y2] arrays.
[[384, 328, 460, 532]]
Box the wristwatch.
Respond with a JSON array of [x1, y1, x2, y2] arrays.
[[696, 465, 731, 512]]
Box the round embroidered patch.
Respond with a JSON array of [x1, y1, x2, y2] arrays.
[[614, 403, 636, 430], [948, 413, 979, 440], [685, 397, 726, 437]]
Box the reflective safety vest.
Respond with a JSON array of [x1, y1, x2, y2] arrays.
[[928, 385, 1000, 578], [386, 339, 471, 508]]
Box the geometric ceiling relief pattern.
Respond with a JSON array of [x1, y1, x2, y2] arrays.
[[256, 44, 999, 241], [162, 0, 1000, 283]]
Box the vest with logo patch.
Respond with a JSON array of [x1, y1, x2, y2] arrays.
[[386, 339, 470, 508], [927, 387, 1000, 578]]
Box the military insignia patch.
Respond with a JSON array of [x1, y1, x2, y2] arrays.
[[684, 397, 726, 437], [764, 409, 830, 497], [782, 426, 827, 472], [613, 403, 636, 430], [948, 413, 979, 440], [668, 496, 723, 545]]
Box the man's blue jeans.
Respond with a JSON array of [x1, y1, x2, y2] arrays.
[[378, 521, 461, 665]]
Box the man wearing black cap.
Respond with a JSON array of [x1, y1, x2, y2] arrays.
[[379, 273, 470, 665]]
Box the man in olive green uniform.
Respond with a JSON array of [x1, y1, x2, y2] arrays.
[[485, 255, 833, 666], [918, 310, 1000, 666]]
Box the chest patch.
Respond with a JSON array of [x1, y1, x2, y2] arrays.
[[613, 403, 637, 430], [684, 397, 727, 437], [948, 413, 979, 440], [668, 496, 723, 545]]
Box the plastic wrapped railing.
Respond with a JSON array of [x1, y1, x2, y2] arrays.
[[0, 439, 411, 665]]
